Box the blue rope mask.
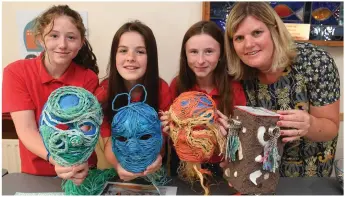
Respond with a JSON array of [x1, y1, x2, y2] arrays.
[[111, 84, 162, 173], [39, 86, 103, 166]]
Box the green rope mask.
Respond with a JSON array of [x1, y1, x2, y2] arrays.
[[39, 86, 117, 195], [39, 86, 103, 166]]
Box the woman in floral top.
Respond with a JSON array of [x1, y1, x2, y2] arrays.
[[223, 2, 340, 177]]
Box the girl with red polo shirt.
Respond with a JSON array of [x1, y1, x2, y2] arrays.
[[161, 21, 247, 177], [94, 20, 172, 181], [2, 5, 99, 185]]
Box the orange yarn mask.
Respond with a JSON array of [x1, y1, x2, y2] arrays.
[[168, 91, 225, 195]]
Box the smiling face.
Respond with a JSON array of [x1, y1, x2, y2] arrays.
[[232, 16, 274, 72], [115, 31, 148, 84], [40, 15, 83, 68], [185, 34, 221, 80]]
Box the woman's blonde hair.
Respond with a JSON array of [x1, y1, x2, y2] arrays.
[[225, 2, 297, 80]]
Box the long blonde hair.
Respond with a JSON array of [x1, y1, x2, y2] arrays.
[[225, 2, 296, 80]]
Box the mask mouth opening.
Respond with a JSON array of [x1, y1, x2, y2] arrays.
[[192, 125, 208, 131], [55, 139, 65, 150]]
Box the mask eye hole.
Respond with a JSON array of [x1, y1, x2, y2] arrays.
[[80, 125, 91, 132], [78, 121, 96, 136], [116, 136, 127, 142], [140, 134, 152, 140]]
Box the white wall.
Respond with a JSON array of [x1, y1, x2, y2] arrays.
[[2, 2, 343, 163], [2, 1, 202, 83]]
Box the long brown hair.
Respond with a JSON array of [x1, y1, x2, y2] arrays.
[[176, 20, 233, 116], [105, 20, 160, 120], [33, 5, 99, 74]]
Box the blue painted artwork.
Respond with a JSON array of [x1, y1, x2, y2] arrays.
[[209, 1, 344, 41]]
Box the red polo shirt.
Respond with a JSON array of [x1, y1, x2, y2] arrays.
[[2, 53, 99, 176], [95, 78, 172, 138], [169, 77, 246, 163]]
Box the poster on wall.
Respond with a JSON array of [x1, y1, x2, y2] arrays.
[[16, 10, 88, 59]]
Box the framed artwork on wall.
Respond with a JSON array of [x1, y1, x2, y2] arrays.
[[202, 1, 343, 47]]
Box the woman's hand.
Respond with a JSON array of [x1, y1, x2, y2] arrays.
[[70, 163, 89, 185], [219, 160, 235, 188], [219, 159, 228, 170], [113, 155, 162, 180], [115, 163, 144, 181], [216, 110, 230, 136], [144, 155, 162, 176], [55, 163, 75, 180], [159, 111, 170, 136], [277, 110, 311, 143], [54, 161, 89, 185]]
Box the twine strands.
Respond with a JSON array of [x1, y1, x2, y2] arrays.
[[144, 167, 171, 186], [62, 168, 117, 195], [169, 91, 225, 162], [39, 86, 116, 195], [111, 84, 163, 173], [262, 126, 281, 173], [176, 162, 212, 193], [40, 86, 103, 166], [168, 91, 226, 195], [226, 119, 242, 162]]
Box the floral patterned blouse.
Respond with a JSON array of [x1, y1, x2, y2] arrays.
[[241, 42, 340, 177]]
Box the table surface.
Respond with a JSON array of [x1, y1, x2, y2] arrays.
[[2, 173, 343, 195], [2, 169, 8, 177]]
